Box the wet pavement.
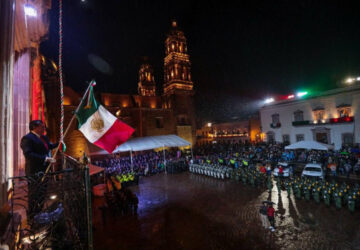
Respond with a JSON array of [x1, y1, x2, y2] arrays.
[[93, 172, 360, 250]]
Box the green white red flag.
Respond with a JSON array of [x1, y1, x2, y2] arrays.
[[76, 86, 134, 153]]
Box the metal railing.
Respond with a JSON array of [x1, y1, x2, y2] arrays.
[[9, 154, 92, 249]]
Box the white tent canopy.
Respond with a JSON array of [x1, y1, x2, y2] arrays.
[[90, 134, 191, 155], [285, 140, 334, 151]]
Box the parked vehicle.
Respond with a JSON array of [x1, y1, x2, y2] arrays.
[[301, 163, 325, 180]]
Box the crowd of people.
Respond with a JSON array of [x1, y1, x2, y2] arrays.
[[194, 141, 360, 177], [94, 151, 166, 176], [93, 150, 191, 193], [192, 141, 360, 231]]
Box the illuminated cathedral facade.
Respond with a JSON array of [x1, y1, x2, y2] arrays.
[[45, 21, 197, 157], [102, 20, 196, 146]]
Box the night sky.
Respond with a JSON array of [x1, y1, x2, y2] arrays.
[[41, 0, 360, 123]]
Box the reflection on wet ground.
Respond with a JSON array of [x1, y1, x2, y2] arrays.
[[93, 172, 360, 249]]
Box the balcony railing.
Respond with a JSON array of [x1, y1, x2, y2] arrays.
[[329, 116, 354, 124], [270, 122, 281, 128], [9, 154, 93, 249], [292, 116, 354, 126], [292, 120, 310, 126]]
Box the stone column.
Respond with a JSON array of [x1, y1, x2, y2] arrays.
[[0, 0, 16, 207]]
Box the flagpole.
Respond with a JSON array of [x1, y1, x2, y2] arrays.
[[42, 80, 96, 179], [130, 149, 133, 172]]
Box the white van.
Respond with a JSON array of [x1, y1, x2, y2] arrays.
[[301, 163, 324, 180]]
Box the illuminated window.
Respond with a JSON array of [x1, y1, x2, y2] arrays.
[[338, 107, 351, 118], [313, 110, 325, 121], [171, 71, 174, 77]]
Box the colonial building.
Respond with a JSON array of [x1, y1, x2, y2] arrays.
[[196, 115, 262, 145], [260, 84, 360, 149], [45, 20, 196, 157], [0, 0, 51, 207]]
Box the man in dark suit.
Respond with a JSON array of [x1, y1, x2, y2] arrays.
[[20, 120, 58, 176], [20, 120, 58, 220]]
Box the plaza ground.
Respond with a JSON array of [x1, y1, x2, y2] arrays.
[[93, 172, 360, 250]]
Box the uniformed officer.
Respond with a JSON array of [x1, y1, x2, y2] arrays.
[[324, 188, 331, 207], [286, 180, 292, 197], [335, 189, 342, 210], [347, 192, 356, 212], [276, 177, 282, 193], [313, 186, 320, 204], [295, 183, 302, 199], [304, 185, 311, 201]]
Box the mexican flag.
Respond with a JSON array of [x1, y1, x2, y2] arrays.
[[76, 86, 134, 153]]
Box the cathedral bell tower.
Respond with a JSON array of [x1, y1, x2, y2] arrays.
[[138, 62, 156, 96], [163, 20, 196, 144], [163, 20, 193, 94]]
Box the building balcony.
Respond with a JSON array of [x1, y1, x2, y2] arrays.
[[292, 120, 311, 126], [270, 122, 281, 128], [329, 116, 354, 124], [292, 116, 354, 126]]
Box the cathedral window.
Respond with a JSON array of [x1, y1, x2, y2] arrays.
[[155, 117, 164, 128]]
